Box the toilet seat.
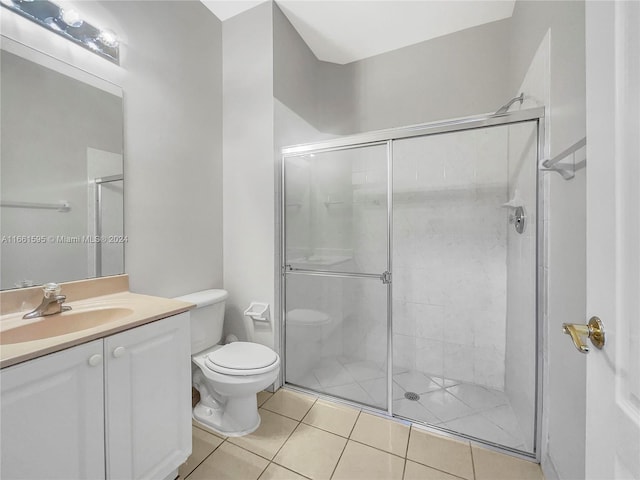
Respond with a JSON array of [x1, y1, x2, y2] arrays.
[[204, 342, 278, 376]]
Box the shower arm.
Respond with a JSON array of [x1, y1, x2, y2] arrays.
[[495, 93, 524, 115]]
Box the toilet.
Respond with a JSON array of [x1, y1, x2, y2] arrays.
[[175, 289, 280, 437]]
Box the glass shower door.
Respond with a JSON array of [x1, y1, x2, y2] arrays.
[[283, 143, 390, 410], [391, 122, 539, 454]]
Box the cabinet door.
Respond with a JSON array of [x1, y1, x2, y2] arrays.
[[1, 340, 105, 480], [105, 313, 191, 480]]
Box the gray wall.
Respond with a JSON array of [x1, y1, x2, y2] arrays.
[[274, 11, 512, 135], [222, 2, 277, 349], [2, 0, 225, 298], [508, 2, 587, 479], [338, 18, 511, 133], [108, 1, 223, 298], [273, 5, 321, 133]]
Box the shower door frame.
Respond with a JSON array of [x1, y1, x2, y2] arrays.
[[94, 174, 124, 277], [279, 107, 546, 461]]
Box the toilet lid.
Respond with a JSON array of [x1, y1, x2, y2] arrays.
[[205, 342, 278, 375]]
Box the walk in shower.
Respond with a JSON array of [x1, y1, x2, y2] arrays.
[[281, 108, 543, 457]]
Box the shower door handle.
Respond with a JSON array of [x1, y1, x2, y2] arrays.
[[282, 266, 390, 284], [562, 316, 605, 353]]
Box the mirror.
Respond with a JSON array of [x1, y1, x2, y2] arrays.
[[0, 39, 124, 290]]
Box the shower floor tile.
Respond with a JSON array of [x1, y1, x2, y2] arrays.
[[343, 361, 386, 382], [324, 383, 376, 407], [446, 383, 508, 411], [431, 376, 460, 388], [480, 404, 524, 440], [288, 357, 528, 451], [417, 389, 474, 422], [359, 377, 388, 405], [394, 397, 441, 424], [443, 413, 522, 449], [394, 371, 441, 394], [312, 364, 355, 388]]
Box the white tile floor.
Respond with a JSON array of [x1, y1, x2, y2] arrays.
[[290, 355, 528, 451], [181, 389, 544, 480]]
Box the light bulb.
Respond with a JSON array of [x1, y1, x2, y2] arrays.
[[97, 29, 118, 48], [44, 16, 63, 32], [60, 8, 83, 28], [85, 39, 99, 51]]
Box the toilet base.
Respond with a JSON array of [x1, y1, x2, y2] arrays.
[[192, 394, 261, 437]]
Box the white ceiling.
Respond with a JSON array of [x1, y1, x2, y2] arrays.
[[201, 1, 266, 21], [201, 1, 516, 65]]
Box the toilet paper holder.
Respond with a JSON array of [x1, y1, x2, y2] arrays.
[[244, 302, 270, 323]]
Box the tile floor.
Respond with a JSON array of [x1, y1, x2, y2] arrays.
[[290, 356, 528, 450], [180, 388, 544, 480]]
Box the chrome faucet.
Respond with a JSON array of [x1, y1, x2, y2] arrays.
[[23, 283, 72, 319]]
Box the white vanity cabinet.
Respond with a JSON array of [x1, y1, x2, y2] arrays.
[[1, 339, 106, 480], [105, 312, 192, 480], [0, 312, 191, 480]]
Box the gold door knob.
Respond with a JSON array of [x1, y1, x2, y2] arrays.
[[562, 316, 605, 353]]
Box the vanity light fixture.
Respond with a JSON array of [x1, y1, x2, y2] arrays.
[[1, 0, 119, 64]]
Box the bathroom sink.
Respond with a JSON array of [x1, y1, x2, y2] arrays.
[[0, 307, 135, 345]]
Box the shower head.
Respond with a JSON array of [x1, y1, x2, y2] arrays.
[[495, 93, 524, 115]]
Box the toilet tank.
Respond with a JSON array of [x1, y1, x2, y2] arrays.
[[174, 289, 228, 354]]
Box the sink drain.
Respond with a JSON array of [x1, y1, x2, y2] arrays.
[[404, 391, 420, 401]]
